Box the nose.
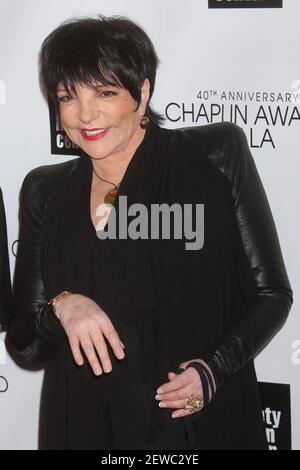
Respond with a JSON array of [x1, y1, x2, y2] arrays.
[[78, 99, 99, 124]]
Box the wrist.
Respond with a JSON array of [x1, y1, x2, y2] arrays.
[[186, 360, 216, 406], [195, 360, 217, 394], [48, 291, 72, 320]]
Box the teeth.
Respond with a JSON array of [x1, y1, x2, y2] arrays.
[[83, 129, 106, 136]]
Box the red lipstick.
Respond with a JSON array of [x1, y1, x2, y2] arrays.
[[80, 128, 109, 141]]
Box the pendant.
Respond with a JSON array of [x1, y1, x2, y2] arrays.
[[104, 187, 118, 205]]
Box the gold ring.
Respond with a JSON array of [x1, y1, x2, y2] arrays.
[[185, 393, 204, 413]]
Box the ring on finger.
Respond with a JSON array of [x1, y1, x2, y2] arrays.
[[185, 393, 203, 413]]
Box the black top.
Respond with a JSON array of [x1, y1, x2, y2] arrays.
[[9, 122, 293, 449]]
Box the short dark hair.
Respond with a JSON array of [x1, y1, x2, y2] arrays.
[[39, 15, 164, 124]]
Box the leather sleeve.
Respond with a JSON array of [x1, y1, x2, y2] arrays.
[[7, 168, 66, 363], [204, 123, 293, 389], [0, 187, 12, 329]]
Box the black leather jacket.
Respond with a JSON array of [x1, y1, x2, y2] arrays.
[[0, 188, 12, 329], [8, 122, 293, 388]]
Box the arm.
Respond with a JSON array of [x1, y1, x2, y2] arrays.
[[8, 165, 125, 372], [205, 123, 293, 389], [0, 188, 12, 330], [8, 169, 66, 363]]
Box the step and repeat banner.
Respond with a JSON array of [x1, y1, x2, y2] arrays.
[[0, 0, 299, 450]]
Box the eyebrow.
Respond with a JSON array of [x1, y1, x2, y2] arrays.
[[94, 84, 118, 90]]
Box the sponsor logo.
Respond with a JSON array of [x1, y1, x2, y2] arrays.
[[208, 0, 282, 8], [259, 382, 291, 450], [48, 100, 80, 156], [165, 87, 300, 149]]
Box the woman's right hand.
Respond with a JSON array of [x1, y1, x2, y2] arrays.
[[54, 293, 125, 375]]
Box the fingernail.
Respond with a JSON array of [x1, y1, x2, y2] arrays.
[[157, 388, 163, 394], [118, 351, 125, 359], [159, 402, 166, 407], [155, 395, 161, 400], [95, 369, 102, 376]]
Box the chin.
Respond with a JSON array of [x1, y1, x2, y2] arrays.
[[85, 148, 111, 160]]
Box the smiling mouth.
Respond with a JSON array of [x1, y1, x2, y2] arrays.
[[80, 128, 107, 136], [79, 128, 109, 140]]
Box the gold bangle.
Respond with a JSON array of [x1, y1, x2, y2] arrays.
[[48, 291, 72, 318]]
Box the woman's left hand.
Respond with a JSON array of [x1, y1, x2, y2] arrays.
[[155, 359, 213, 419]]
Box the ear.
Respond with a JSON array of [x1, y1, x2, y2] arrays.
[[139, 78, 150, 116]]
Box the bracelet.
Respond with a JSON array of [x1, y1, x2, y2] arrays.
[[48, 290, 72, 319]]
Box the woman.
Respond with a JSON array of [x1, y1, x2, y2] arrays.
[[8, 15, 293, 450], [0, 188, 11, 330]]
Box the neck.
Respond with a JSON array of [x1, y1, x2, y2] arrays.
[[91, 126, 146, 184]]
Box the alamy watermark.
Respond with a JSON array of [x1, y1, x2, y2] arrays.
[[291, 80, 300, 105], [95, 196, 204, 251]]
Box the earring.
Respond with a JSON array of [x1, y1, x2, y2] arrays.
[[140, 116, 150, 129]]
